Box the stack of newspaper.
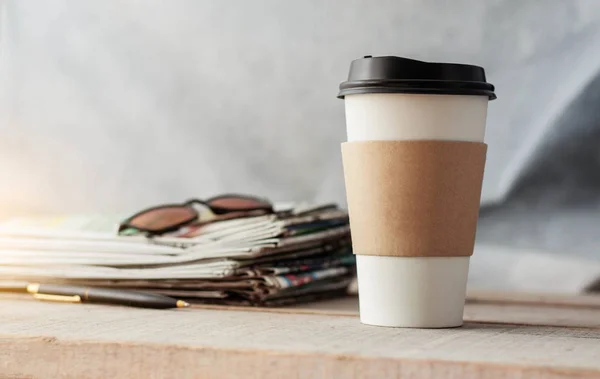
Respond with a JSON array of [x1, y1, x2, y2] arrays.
[[0, 203, 354, 306]]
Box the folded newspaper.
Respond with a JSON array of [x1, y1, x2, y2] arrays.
[[0, 203, 355, 306]]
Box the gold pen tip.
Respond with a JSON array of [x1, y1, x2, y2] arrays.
[[26, 283, 40, 294], [176, 300, 190, 308]]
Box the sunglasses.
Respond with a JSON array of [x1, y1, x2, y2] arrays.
[[118, 194, 274, 235]]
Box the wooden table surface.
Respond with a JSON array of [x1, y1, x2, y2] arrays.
[[1, 292, 600, 379]]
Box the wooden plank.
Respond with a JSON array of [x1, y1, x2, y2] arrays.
[[4, 292, 600, 328], [1, 298, 600, 378], [286, 295, 600, 328], [466, 290, 600, 309], [464, 303, 600, 328]]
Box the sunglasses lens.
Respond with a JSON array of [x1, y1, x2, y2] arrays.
[[126, 206, 197, 232], [208, 196, 271, 211]]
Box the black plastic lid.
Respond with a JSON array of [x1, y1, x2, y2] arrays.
[[338, 56, 496, 100]]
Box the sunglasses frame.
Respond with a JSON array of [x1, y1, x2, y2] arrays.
[[118, 194, 274, 235]]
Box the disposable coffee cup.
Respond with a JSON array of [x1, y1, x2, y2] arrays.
[[338, 56, 496, 328]]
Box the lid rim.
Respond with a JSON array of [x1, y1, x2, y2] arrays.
[[337, 86, 496, 100], [340, 79, 494, 89]]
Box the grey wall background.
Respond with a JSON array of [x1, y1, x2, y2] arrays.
[[1, 0, 600, 257]]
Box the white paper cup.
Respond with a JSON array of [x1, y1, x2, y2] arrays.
[[345, 93, 488, 328], [339, 56, 495, 328]]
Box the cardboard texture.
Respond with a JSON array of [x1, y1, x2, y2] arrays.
[[341, 140, 487, 257]]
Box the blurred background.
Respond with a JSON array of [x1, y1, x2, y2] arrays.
[[1, 0, 600, 291]]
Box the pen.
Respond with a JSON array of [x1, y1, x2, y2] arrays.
[[26, 283, 190, 309]]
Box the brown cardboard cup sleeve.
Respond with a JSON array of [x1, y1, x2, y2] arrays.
[[341, 140, 487, 258]]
